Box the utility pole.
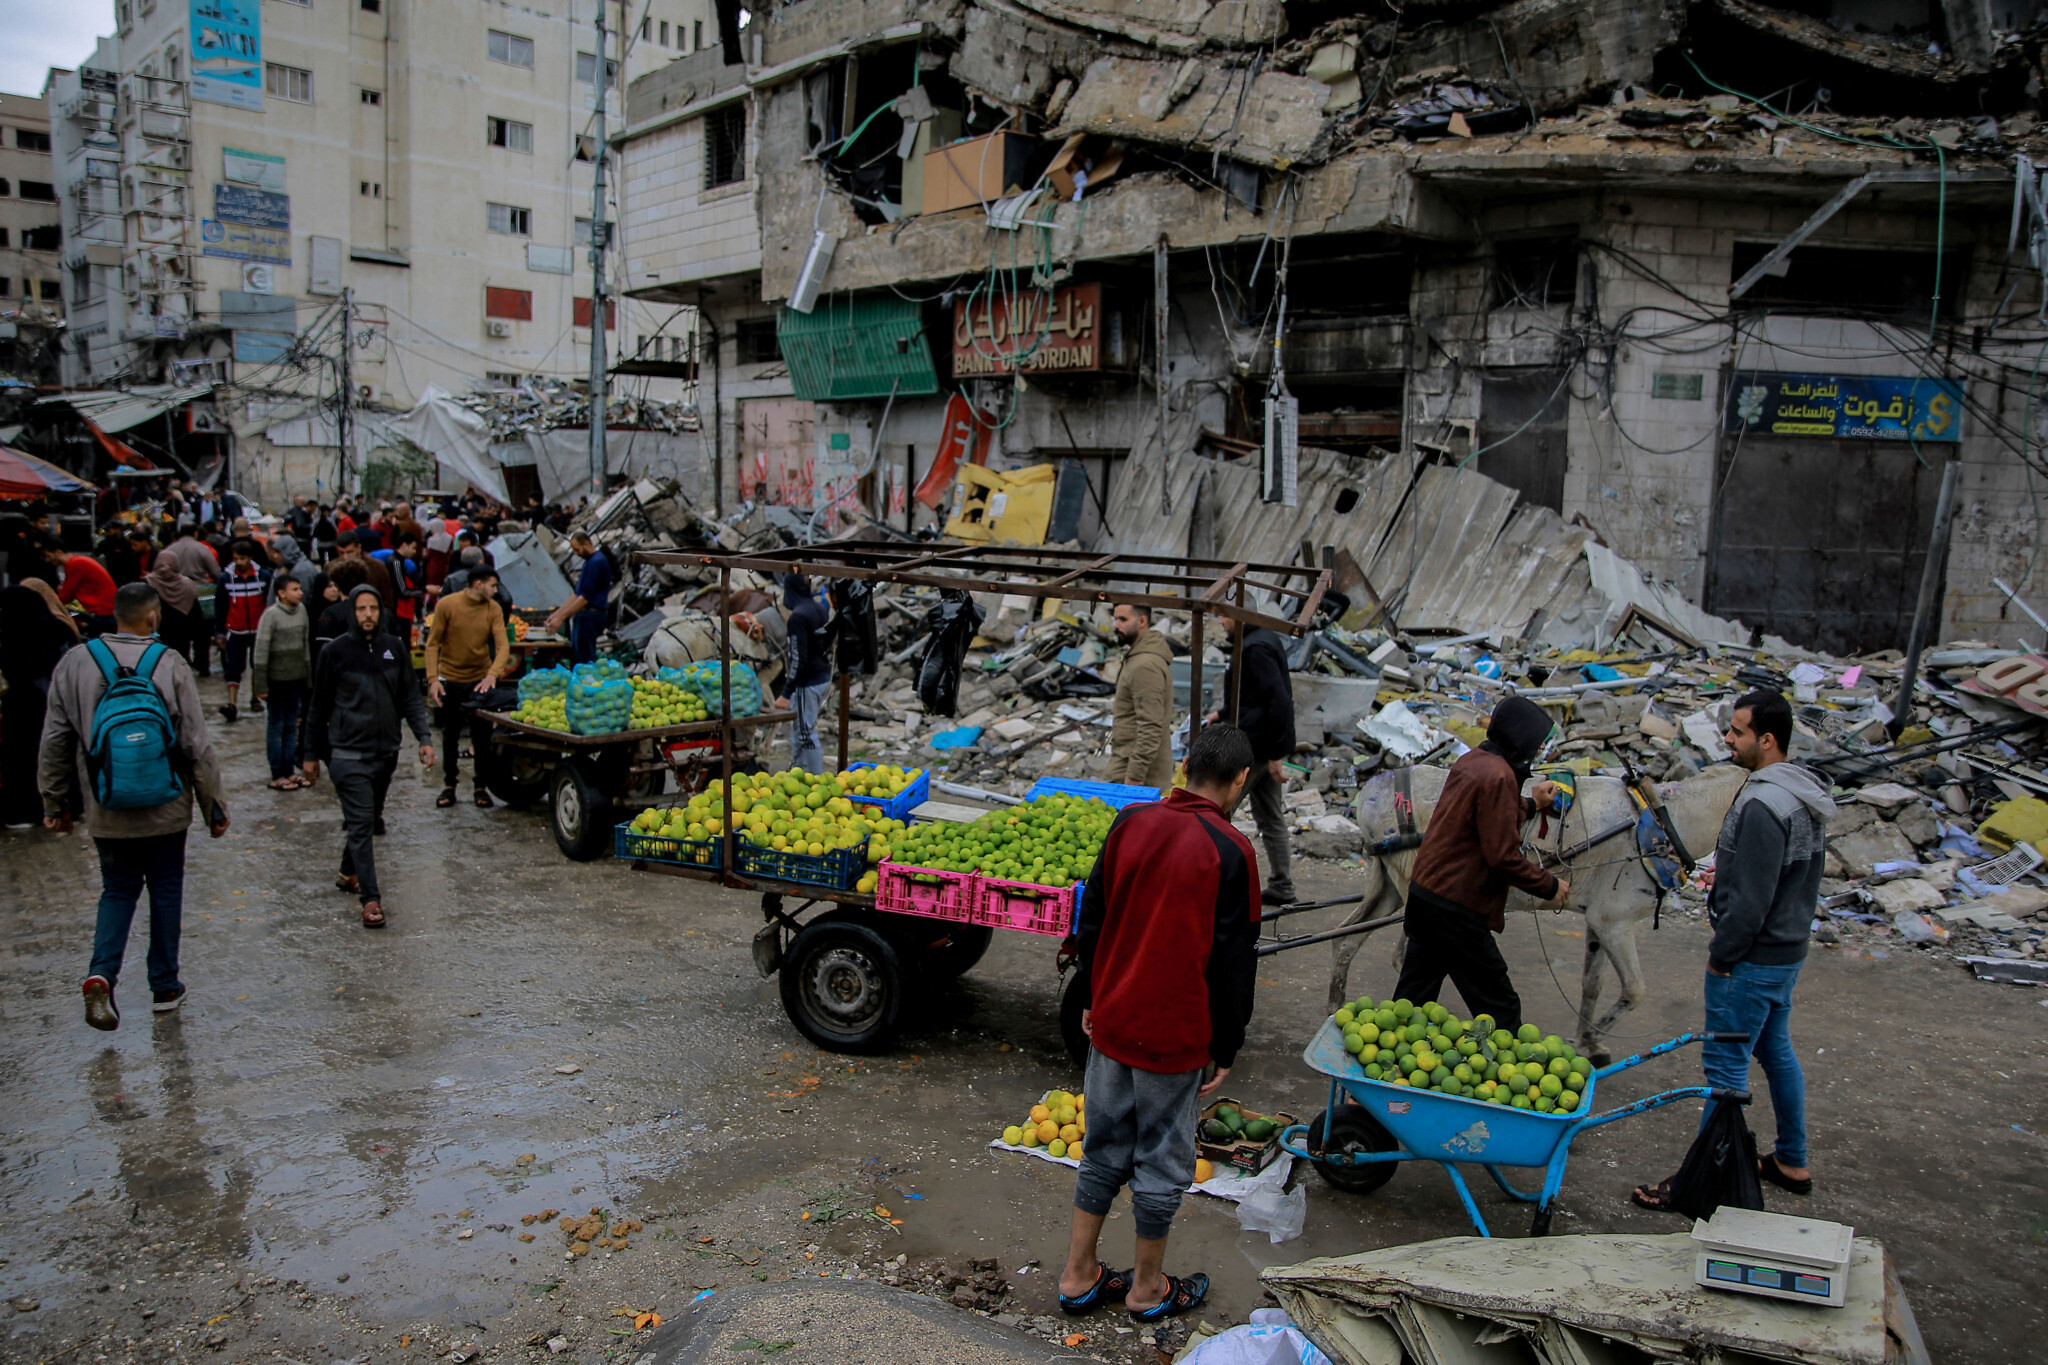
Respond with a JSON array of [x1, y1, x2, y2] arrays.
[[338, 286, 354, 490], [586, 0, 611, 502]]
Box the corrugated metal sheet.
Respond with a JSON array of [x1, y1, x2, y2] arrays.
[[40, 383, 215, 434], [777, 298, 938, 402]]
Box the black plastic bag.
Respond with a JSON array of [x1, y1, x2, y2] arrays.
[[829, 577, 878, 677], [917, 589, 984, 717], [1669, 1098, 1764, 1221]]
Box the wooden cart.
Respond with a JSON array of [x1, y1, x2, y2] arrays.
[[616, 543, 1335, 1054]]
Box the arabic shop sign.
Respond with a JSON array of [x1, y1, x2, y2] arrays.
[[1724, 371, 1963, 443], [190, 0, 263, 112], [952, 282, 1110, 375]]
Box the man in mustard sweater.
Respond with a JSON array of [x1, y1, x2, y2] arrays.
[[424, 567, 511, 808]]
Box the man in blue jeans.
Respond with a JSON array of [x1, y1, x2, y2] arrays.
[[768, 573, 832, 774], [1634, 688, 1832, 1209], [38, 581, 229, 1029], [544, 530, 610, 665]]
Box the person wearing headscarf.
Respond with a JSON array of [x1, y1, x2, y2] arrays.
[[1, 582, 79, 827], [147, 553, 205, 673], [1392, 695, 1571, 1034]]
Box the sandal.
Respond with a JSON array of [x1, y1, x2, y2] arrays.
[[1630, 1178, 1681, 1213], [269, 778, 297, 791], [474, 788, 495, 808], [336, 873, 360, 895], [1758, 1153, 1813, 1196], [1128, 1272, 1208, 1322], [436, 787, 457, 808], [361, 900, 385, 928], [1058, 1263, 1133, 1316]]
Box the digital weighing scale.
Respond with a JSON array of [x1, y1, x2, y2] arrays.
[[1691, 1207, 1855, 1308]]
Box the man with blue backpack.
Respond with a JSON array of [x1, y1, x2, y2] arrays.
[[37, 580, 227, 1030]]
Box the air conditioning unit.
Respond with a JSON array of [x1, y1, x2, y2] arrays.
[[486, 319, 513, 338]]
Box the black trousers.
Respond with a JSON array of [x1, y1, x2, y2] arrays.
[[1392, 888, 1523, 1035], [434, 691, 494, 786]]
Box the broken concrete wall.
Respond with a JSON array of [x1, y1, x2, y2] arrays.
[[950, 2, 1131, 110], [625, 44, 748, 126], [760, 0, 964, 67], [1055, 57, 1336, 169], [1002, 0, 1283, 53], [1388, 0, 1685, 115]]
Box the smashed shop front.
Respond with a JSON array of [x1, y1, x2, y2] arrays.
[[1722, 371, 1964, 443]]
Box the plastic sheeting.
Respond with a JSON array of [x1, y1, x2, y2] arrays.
[[518, 428, 704, 504], [387, 384, 509, 504]]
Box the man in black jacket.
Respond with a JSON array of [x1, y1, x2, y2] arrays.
[[1212, 620, 1297, 905], [769, 573, 833, 773], [302, 585, 433, 928]]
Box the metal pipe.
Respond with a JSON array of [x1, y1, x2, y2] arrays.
[[719, 563, 734, 881], [587, 0, 612, 502], [1894, 455, 1962, 737], [1188, 608, 1204, 744], [1254, 913, 1404, 956]]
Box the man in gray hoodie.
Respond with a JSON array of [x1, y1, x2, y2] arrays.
[[1635, 688, 1832, 1210]]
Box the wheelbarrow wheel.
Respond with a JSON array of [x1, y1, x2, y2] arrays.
[[1306, 1104, 1400, 1195], [549, 762, 613, 861], [778, 916, 904, 1054]]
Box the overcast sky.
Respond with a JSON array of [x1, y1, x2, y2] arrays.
[[0, 1, 116, 99]]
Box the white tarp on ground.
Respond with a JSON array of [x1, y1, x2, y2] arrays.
[[515, 428, 704, 504], [386, 384, 508, 504], [1262, 1233, 1923, 1365]]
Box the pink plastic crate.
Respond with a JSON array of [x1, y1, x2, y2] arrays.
[[976, 876, 1080, 938], [874, 862, 979, 925]]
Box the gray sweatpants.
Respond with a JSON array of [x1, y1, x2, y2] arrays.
[[1073, 1047, 1203, 1240], [788, 680, 830, 774], [1243, 762, 1293, 897], [330, 749, 396, 903]]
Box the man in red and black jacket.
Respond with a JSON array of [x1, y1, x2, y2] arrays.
[[1396, 695, 1570, 1034], [212, 538, 272, 724], [1057, 724, 1258, 1325]]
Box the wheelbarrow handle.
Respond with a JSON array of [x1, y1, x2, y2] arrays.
[[1709, 1088, 1753, 1104], [1706, 1032, 1753, 1044]]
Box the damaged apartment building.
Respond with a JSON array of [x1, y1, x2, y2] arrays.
[[617, 0, 2048, 657]]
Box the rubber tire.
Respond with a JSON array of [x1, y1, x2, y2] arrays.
[[918, 924, 994, 981], [1060, 969, 1091, 1069], [778, 917, 905, 1054], [550, 762, 613, 861], [1305, 1104, 1401, 1195], [480, 745, 551, 809]]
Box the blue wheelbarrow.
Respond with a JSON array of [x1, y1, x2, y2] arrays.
[[1277, 1018, 1751, 1237]]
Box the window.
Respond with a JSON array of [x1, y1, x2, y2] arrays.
[[23, 225, 59, 251], [574, 216, 593, 246], [0, 229, 8, 247], [640, 17, 650, 38], [1728, 242, 1968, 321], [694, 20, 704, 50], [360, 88, 381, 105], [487, 202, 531, 235], [574, 296, 617, 329], [265, 62, 314, 103], [14, 128, 51, 152], [488, 29, 535, 68], [736, 317, 781, 365], [576, 51, 618, 86], [574, 135, 596, 162], [362, 0, 382, 10], [485, 371, 524, 389], [660, 20, 669, 45], [487, 116, 533, 152], [485, 287, 533, 320], [360, 181, 382, 197], [37, 279, 61, 303], [17, 181, 55, 202], [0, 179, 9, 196], [1492, 236, 1578, 308], [704, 104, 746, 188], [0, 279, 10, 296]]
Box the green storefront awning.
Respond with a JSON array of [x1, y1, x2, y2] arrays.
[[778, 297, 938, 401]]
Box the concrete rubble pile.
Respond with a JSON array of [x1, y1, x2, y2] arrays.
[[450, 376, 700, 442]]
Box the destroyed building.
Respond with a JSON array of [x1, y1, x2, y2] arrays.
[[617, 0, 2048, 657]]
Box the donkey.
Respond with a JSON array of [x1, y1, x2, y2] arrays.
[[1325, 762, 1747, 1064]]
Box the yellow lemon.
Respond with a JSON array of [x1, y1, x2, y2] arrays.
[[1059, 1123, 1081, 1144], [1002, 1125, 1023, 1144], [1029, 1103, 1051, 1124], [1047, 1139, 1068, 1158], [1194, 1158, 1214, 1183], [1036, 1120, 1059, 1144], [1069, 1142, 1083, 1161]]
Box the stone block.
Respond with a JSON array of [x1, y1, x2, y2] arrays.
[[1869, 878, 1945, 915], [1831, 823, 1919, 878]]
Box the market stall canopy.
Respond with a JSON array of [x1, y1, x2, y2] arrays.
[[36, 382, 215, 434], [0, 444, 96, 497]]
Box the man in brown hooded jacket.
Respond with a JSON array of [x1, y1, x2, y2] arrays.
[[1103, 603, 1174, 790]]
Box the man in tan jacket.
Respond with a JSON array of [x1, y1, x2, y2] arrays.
[[1103, 603, 1175, 791], [423, 566, 511, 807]]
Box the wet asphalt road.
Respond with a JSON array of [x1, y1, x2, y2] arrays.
[[3, 681, 2047, 1364]]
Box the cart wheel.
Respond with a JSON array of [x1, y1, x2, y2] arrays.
[[1059, 969, 1091, 1069], [778, 918, 904, 1054], [1531, 1207, 1554, 1238], [918, 925, 993, 981], [1305, 1104, 1400, 1195], [480, 746, 551, 809], [550, 762, 613, 861]]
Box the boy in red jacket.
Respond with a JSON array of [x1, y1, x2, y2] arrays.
[[212, 538, 271, 722], [1058, 724, 1258, 1323]]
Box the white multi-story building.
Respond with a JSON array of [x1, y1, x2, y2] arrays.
[[48, 0, 715, 504]]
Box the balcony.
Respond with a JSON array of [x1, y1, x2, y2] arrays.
[[122, 74, 189, 113]]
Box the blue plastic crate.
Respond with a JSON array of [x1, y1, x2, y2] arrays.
[[845, 763, 931, 823], [1024, 777, 1162, 811], [735, 840, 867, 890], [615, 821, 723, 869]]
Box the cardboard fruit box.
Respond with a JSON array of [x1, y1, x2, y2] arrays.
[[1196, 1098, 1295, 1175]]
